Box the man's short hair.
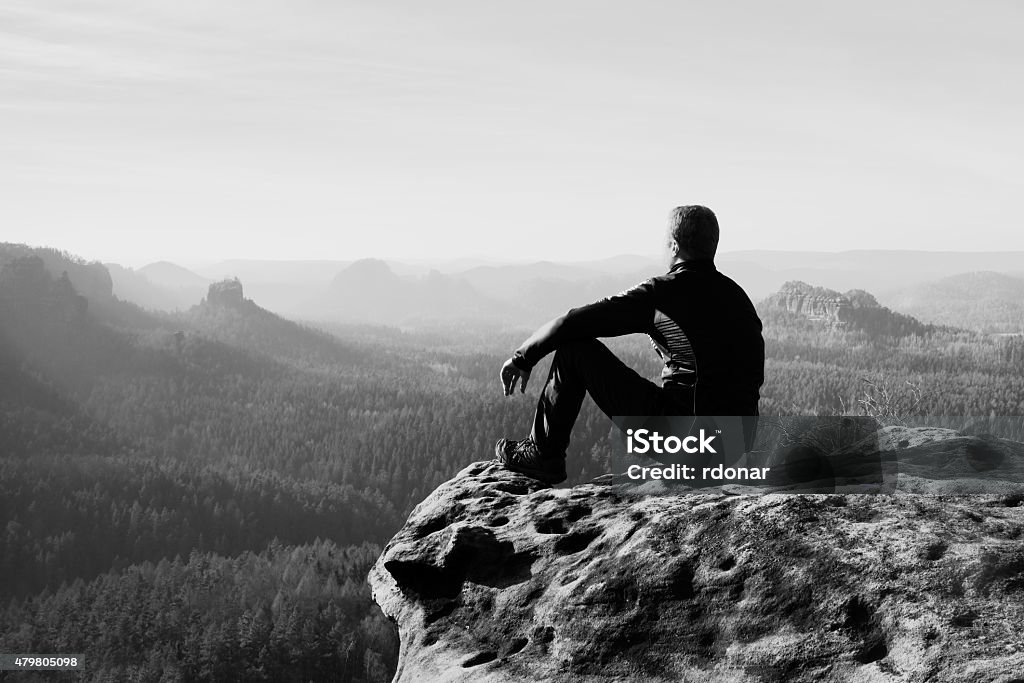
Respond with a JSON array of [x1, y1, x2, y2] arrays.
[[669, 205, 719, 260]]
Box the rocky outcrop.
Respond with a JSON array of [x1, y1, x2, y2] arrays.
[[308, 259, 512, 325], [762, 282, 932, 337], [370, 428, 1024, 682], [206, 278, 245, 307], [763, 281, 854, 323]]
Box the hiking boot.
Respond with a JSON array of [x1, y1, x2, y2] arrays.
[[494, 437, 567, 485]]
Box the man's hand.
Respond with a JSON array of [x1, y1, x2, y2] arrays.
[[500, 356, 531, 396]]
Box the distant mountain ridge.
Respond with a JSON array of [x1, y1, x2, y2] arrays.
[[105, 263, 201, 311], [13, 242, 1024, 328], [717, 250, 1024, 301], [878, 271, 1024, 334], [297, 258, 519, 325], [139, 261, 212, 289]]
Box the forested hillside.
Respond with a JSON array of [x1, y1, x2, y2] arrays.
[[2, 247, 1023, 680], [1, 541, 397, 682], [0, 253, 405, 681]]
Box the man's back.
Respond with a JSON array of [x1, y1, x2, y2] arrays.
[[644, 260, 764, 415]]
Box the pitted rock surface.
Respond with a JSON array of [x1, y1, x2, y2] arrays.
[[370, 435, 1024, 682]]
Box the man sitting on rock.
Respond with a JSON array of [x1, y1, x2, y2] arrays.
[[496, 205, 765, 484]]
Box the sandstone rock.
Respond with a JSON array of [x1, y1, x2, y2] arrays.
[[761, 282, 932, 337], [370, 435, 1024, 682], [763, 281, 854, 324], [206, 278, 245, 307]]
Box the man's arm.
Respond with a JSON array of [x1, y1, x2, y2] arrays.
[[511, 280, 657, 372]]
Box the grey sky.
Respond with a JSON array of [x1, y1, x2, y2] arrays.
[[2, 0, 1022, 267]]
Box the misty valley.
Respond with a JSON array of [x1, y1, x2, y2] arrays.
[[2, 244, 1023, 681]]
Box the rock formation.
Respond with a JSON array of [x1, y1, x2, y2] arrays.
[[370, 428, 1024, 682], [762, 282, 933, 337], [763, 281, 854, 323], [206, 278, 245, 307]]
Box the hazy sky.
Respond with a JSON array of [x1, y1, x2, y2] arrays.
[[2, 0, 1022, 266]]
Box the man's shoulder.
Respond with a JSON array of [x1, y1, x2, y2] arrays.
[[676, 264, 745, 283], [649, 265, 727, 286], [608, 265, 754, 305], [655, 266, 757, 306], [606, 275, 658, 300]]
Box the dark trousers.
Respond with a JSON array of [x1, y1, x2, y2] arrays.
[[530, 339, 693, 458]]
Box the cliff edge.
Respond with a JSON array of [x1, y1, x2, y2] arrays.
[[369, 429, 1024, 682]]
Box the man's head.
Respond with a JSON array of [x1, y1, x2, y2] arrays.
[[667, 205, 719, 261]]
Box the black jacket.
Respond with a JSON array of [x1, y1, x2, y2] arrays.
[[513, 259, 764, 415]]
